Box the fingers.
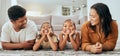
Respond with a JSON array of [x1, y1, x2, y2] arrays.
[[95, 42, 102, 49], [90, 45, 102, 53]]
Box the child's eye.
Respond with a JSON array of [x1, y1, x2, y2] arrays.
[[48, 27, 50, 28], [70, 25, 72, 27], [42, 27, 45, 29], [64, 25, 66, 27]]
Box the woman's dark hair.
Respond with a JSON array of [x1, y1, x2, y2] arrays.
[[90, 3, 112, 37], [8, 5, 26, 21]]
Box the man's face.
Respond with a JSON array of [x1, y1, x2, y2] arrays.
[[11, 16, 27, 30]]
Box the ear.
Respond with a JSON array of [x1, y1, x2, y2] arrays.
[[10, 19, 15, 24]]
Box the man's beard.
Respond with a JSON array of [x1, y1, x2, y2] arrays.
[[19, 24, 26, 29]]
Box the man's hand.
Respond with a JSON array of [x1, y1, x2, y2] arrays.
[[21, 40, 35, 50]]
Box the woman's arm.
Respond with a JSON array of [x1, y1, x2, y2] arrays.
[[102, 22, 118, 51]]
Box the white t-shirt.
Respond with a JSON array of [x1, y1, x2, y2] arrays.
[[1, 20, 37, 43]]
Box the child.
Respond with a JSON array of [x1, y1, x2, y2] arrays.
[[33, 22, 58, 51], [59, 19, 81, 51]]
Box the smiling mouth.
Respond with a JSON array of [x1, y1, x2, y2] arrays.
[[66, 29, 71, 33], [45, 30, 48, 33]]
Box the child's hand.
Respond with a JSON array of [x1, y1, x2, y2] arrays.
[[69, 30, 75, 37], [47, 28, 53, 37], [40, 28, 44, 34], [61, 31, 68, 38]]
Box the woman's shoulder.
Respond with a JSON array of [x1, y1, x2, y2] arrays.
[[111, 20, 118, 28], [81, 21, 90, 27], [81, 21, 91, 30], [111, 20, 117, 25], [110, 20, 118, 32]]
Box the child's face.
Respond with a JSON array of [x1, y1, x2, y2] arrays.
[[63, 21, 75, 34], [41, 23, 51, 34]]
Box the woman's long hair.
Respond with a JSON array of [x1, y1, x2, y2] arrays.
[[90, 3, 113, 38]]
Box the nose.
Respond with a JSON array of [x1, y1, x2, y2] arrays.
[[66, 26, 70, 29], [23, 20, 27, 24]]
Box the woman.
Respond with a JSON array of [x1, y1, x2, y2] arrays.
[[81, 3, 118, 53]]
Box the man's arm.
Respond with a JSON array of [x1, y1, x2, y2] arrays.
[[2, 39, 35, 50]]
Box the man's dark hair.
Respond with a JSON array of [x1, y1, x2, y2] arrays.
[[8, 5, 26, 21]]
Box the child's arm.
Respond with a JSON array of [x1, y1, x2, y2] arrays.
[[33, 35, 45, 51], [69, 32, 80, 51], [47, 34, 58, 51], [59, 32, 68, 50]]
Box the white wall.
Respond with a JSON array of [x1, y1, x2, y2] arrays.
[[17, 0, 87, 16], [0, 0, 11, 36], [87, 0, 120, 20]]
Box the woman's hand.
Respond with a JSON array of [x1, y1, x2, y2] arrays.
[[90, 42, 102, 53]]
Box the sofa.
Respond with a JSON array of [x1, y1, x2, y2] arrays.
[[27, 15, 87, 36]]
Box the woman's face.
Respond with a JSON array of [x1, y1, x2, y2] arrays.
[[90, 8, 100, 26], [63, 21, 75, 34], [41, 23, 51, 34]]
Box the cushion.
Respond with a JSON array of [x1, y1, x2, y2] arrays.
[[51, 15, 80, 26], [27, 15, 51, 25]]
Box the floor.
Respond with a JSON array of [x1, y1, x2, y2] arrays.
[[0, 35, 120, 56]]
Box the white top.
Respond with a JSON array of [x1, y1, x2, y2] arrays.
[[1, 20, 37, 43], [63, 34, 76, 49]]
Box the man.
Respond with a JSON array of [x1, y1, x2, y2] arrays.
[[1, 5, 37, 50]]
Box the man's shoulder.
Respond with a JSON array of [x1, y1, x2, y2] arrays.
[[2, 21, 12, 29]]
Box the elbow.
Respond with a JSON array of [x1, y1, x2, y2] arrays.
[[32, 45, 38, 51], [59, 45, 64, 51], [1, 42, 9, 50], [74, 47, 79, 51], [103, 47, 115, 51], [52, 47, 58, 51], [73, 44, 79, 51], [74, 48, 79, 51], [2, 43, 6, 50], [102, 44, 116, 51], [52, 45, 58, 51], [59, 47, 64, 51], [33, 47, 37, 51]]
